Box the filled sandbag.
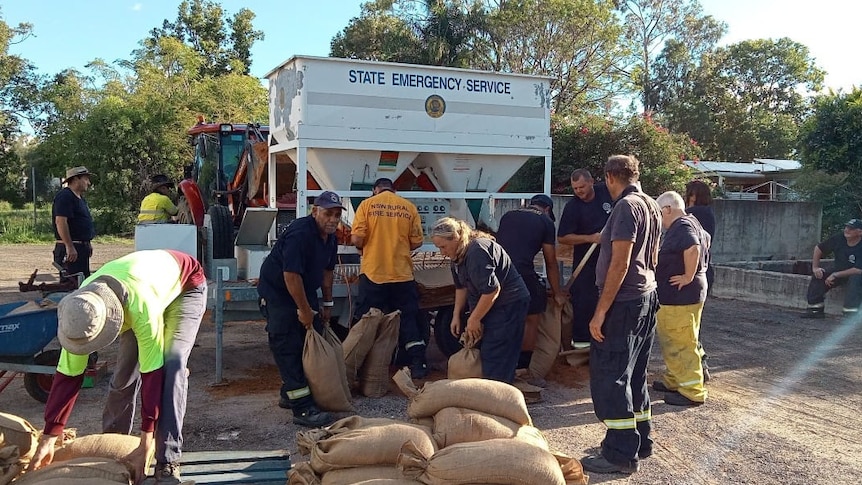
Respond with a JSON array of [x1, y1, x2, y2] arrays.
[[431, 407, 520, 448], [11, 457, 130, 484], [52, 433, 144, 464], [397, 439, 565, 485], [352, 480, 422, 485], [359, 311, 401, 398], [287, 461, 321, 485], [409, 417, 435, 429], [0, 412, 39, 462], [446, 339, 481, 380], [297, 417, 428, 457], [529, 297, 561, 379], [324, 325, 353, 405], [321, 466, 404, 485], [559, 300, 574, 352], [342, 309, 385, 388], [303, 325, 354, 412], [514, 425, 550, 451], [309, 423, 436, 474], [0, 445, 21, 485], [407, 378, 532, 426]]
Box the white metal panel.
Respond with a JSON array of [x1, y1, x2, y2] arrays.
[[134, 224, 197, 256]]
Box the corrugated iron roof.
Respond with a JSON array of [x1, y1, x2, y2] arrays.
[[685, 159, 801, 174]]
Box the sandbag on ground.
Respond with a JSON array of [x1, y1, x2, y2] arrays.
[[52, 433, 146, 466], [321, 465, 405, 484], [303, 325, 354, 412], [310, 423, 436, 474], [431, 407, 520, 448], [407, 378, 532, 425], [359, 310, 401, 398], [12, 457, 131, 484], [0, 412, 39, 462], [529, 296, 561, 379], [343, 309, 385, 389], [446, 339, 481, 380]]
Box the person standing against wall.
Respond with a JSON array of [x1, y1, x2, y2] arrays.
[[351, 178, 427, 378], [257, 191, 344, 428], [653, 190, 710, 406], [557, 169, 613, 349], [581, 155, 662, 475], [495, 194, 564, 371], [431, 217, 530, 383], [52, 166, 96, 278]]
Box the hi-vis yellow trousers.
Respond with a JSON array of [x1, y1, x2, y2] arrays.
[[656, 302, 707, 402]]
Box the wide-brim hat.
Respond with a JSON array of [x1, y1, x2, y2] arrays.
[[150, 174, 174, 190], [63, 166, 95, 183], [57, 277, 125, 355]]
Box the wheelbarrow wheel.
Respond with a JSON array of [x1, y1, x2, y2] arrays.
[[24, 349, 61, 403]]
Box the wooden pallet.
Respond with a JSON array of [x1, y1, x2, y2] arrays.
[[143, 450, 291, 484]]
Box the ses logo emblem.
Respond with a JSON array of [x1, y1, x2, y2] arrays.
[[425, 95, 445, 119]]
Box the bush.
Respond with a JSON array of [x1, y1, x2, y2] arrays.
[[0, 206, 54, 243]]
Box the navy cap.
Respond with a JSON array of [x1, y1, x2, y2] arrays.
[[845, 219, 862, 230], [530, 194, 555, 222], [313, 191, 346, 210]]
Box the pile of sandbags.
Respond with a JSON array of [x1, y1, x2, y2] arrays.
[[289, 375, 589, 485], [11, 457, 131, 485], [341, 309, 401, 398], [0, 412, 40, 484], [289, 416, 434, 484]]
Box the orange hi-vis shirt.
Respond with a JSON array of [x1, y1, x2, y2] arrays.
[[352, 190, 424, 283]]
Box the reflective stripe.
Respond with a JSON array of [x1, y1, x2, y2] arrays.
[[603, 417, 637, 430], [678, 378, 702, 388], [405, 340, 426, 350], [286, 386, 311, 400], [634, 409, 651, 422], [808, 303, 825, 309], [139, 210, 164, 214], [842, 307, 858, 313]]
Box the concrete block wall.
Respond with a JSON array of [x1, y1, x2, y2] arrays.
[[712, 199, 821, 263], [713, 265, 845, 316]]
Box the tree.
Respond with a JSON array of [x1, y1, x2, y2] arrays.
[[141, 0, 264, 76], [797, 88, 862, 234], [484, 0, 626, 114], [509, 113, 700, 194], [330, 3, 423, 63], [664, 38, 824, 160], [617, 0, 726, 113]]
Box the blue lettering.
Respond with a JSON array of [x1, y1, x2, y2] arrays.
[[349, 69, 386, 85], [349, 70, 357, 83]]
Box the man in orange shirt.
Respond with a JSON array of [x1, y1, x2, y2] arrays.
[[351, 178, 427, 377]]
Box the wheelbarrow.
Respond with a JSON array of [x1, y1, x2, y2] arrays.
[[0, 296, 74, 402]]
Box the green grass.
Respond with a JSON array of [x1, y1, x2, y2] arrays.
[[0, 206, 134, 244]]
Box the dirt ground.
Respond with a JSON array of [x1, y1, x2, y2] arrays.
[[1, 243, 861, 484]]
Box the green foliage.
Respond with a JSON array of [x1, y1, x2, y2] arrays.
[[662, 38, 824, 160], [142, 0, 264, 76], [508, 113, 700, 194], [797, 88, 862, 236], [0, 206, 54, 243]]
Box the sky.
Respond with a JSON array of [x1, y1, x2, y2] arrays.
[[1, 0, 859, 91]]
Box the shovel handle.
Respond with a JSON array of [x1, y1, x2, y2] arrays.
[[562, 242, 598, 293]]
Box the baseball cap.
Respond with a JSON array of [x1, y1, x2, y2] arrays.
[[845, 219, 862, 230], [530, 194, 556, 222], [64, 166, 95, 182], [313, 191, 346, 210]]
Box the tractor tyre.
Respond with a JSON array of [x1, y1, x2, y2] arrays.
[[209, 205, 234, 260], [24, 349, 61, 403], [176, 197, 194, 224]]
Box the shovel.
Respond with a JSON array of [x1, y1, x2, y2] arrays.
[[559, 242, 598, 352]]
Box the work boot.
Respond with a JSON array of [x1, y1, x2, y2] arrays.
[[407, 344, 429, 379], [293, 405, 333, 428], [663, 391, 703, 407], [154, 462, 182, 484], [652, 380, 674, 393], [580, 454, 639, 474], [801, 308, 825, 319]]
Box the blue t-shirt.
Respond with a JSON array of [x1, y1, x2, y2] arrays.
[[557, 184, 613, 265], [686, 205, 715, 238], [52, 187, 95, 241], [257, 215, 337, 309], [656, 215, 710, 305], [450, 238, 529, 310], [818, 233, 862, 272], [495, 207, 555, 276]]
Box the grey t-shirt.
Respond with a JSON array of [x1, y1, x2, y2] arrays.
[[595, 185, 662, 301]]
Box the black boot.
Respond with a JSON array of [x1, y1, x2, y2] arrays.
[[801, 308, 825, 319], [407, 344, 428, 379]]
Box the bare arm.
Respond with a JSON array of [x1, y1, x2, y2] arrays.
[[669, 245, 700, 289], [284, 272, 314, 327], [558, 232, 601, 246], [351, 234, 365, 249], [54, 216, 78, 262], [811, 246, 825, 279], [589, 240, 634, 342], [541, 242, 563, 299]]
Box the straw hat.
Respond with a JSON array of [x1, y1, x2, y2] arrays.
[[57, 277, 125, 355], [63, 166, 95, 183]]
